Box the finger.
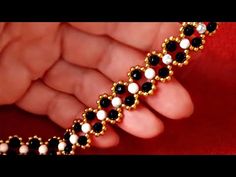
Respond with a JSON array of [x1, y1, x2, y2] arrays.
[[69, 22, 180, 51], [62, 24, 144, 81], [120, 107, 164, 139], [16, 81, 119, 148], [0, 51, 31, 104], [62, 25, 194, 119], [16, 81, 85, 128], [44, 60, 164, 138], [91, 126, 119, 148], [0, 23, 61, 79], [0, 22, 61, 104], [44, 60, 111, 108], [145, 78, 194, 119]]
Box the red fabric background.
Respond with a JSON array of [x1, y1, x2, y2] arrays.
[[0, 22, 235, 154]]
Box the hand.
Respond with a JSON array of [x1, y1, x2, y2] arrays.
[[0, 22, 194, 148]]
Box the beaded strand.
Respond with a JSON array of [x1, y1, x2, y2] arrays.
[[0, 22, 219, 155]]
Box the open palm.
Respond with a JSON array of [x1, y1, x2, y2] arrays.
[[0, 22, 194, 148]]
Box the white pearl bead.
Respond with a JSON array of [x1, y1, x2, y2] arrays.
[[39, 144, 48, 155], [111, 97, 122, 108], [162, 54, 173, 65], [97, 110, 107, 120], [180, 38, 190, 49], [19, 145, 29, 155], [81, 123, 91, 133], [0, 143, 8, 153], [196, 23, 207, 34], [58, 142, 67, 151], [144, 68, 156, 80], [128, 83, 139, 94], [69, 134, 78, 145]]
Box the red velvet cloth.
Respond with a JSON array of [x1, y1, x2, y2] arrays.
[[0, 22, 235, 154]]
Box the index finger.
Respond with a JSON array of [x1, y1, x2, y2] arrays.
[[69, 22, 180, 52]]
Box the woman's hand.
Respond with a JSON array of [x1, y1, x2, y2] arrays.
[[0, 22, 194, 148]]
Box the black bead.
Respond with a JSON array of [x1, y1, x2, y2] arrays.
[[100, 97, 111, 108], [184, 25, 195, 36], [207, 22, 217, 33], [8, 137, 21, 149], [124, 95, 135, 106], [158, 67, 170, 78], [131, 69, 142, 80], [175, 52, 186, 63], [85, 111, 96, 121], [142, 82, 153, 92], [64, 143, 72, 154], [166, 41, 177, 52], [64, 131, 70, 141], [93, 122, 103, 133], [108, 109, 119, 120], [191, 37, 202, 47], [48, 138, 59, 149], [78, 136, 88, 146], [115, 84, 126, 94], [73, 122, 81, 132], [28, 138, 40, 150], [148, 55, 160, 66]]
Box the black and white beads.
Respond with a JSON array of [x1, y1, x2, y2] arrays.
[[180, 22, 218, 51], [145, 52, 173, 81], [0, 22, 219, 155], [112, 81, 139, 110], [162, 36, 191, 67], [128, 66, 156, 96]]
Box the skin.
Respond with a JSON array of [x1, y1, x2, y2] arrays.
[[0, 22, 194, 148]]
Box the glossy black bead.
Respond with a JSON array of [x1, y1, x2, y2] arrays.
[[73, 122, 81, 132], [8, 137, 21, 149], [124, 95, 135, 106], [142, 82, 153, 92], [93, 122, 103, 133], [175, 52, 186, 63], [131, 69, 142, 80], [85, 111, 96, 121], [184, 25, 194, 36], [100, 97, 111, 108], [78, 136, 88, 146], [191, 37, 202, 47], [28, 138, 40, 150], [48, 138, 59, 149], [207, 22, 217, 33], [108, 109, 119, 120], [166, 41, 177, 52], [64, 143, 72, 154], [158, 67, 170, 78], [64, 131, 70, 141], [115, 84, 126, 94], [148, 55, 160, 66]]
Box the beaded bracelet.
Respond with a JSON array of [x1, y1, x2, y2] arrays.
[[0, 22, 218, 155]]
